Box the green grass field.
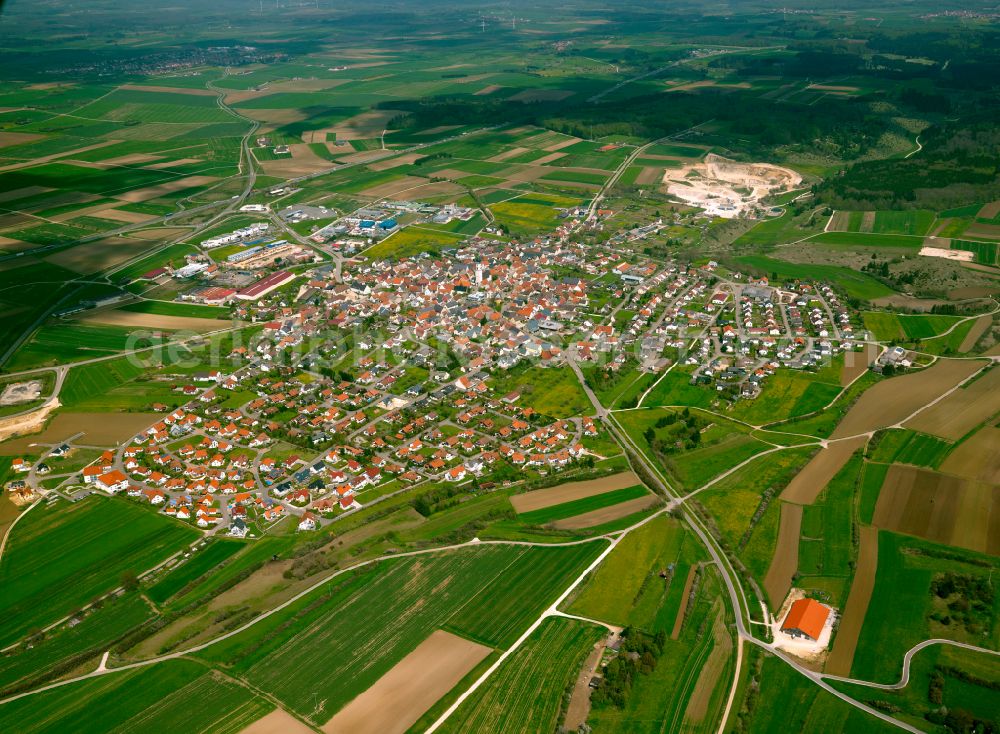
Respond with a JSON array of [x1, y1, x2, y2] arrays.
[[489, 365, 592, 419], [830, 210, 934, 236], [60, 358, 142, 408], [0, 496, 198, 647], [567, 515, 707, 631], [809, 231, 924, 250], [951, 239, 999, 266], [146, 539, 245, 605], [739, 653, 901, 734], [696, 447, 815, 589], [439, 617, 604, 734], [868, 430, 952, 468], [833, 643, 1000, 729], [850, 532, 1000, 683], [586, 567, 733, 734], [0, 659, 272, 734], [797, 452, 862, 607], [490, 192, 584, 235], [120, 300, 232, 320], [364, 226, 465, 259], [857, 461, 890, 526], [516, 485, 649, 525], [864, 311, 965, 343], [618, 408, 772, 492], [0, 593, 151, 695], [0, 261, 81, 366], [197, 543, 603, 721], [169, 535, 296, 610], [734, 256, 895, 301], [729, 368, 842, 425], [7, 322, 170, 371], [641, 369, 720, 410]]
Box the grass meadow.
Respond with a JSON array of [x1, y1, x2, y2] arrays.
[[0, 496, 198, 647]]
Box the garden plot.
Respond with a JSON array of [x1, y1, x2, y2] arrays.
[[662, 154, 801, 218]]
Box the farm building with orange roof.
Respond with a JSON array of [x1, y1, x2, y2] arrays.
[[780, 598, 830, 642]]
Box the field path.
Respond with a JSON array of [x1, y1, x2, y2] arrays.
[[824, 639, 1000, 690]]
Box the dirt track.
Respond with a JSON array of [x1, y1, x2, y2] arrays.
[[510, 471, 640, 513], [321, 630, 490, 734], [825, 525, 878, 676], [763, 502, 803, 607], [563, 635, 608, 731]]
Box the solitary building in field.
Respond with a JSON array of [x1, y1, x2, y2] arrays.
[[780, 598, 830, 642]]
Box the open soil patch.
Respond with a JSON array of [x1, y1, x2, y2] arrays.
[[45, 236, 156, 273], [662, 154, 801, 219], [841, 344, 879, 386], [322, 630, 490, 734], [780, 437, 865, 505], [763, 502, 803, 607], [959, 314, 993, 352], [238, 708, 314, 734], [940, 426, 1000, 483], [831, 359, 985, 439], [671, 565, 699, 639], [904, 366, 1000, 440], [114, 175, 219, 203], [825, 525, 878, 676], [78, 309, 232, 332], [872, 464, 999, 555], [0, 411, 158, 450]]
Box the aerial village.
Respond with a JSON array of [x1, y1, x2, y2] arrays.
[[10, 200, 864, 538]]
